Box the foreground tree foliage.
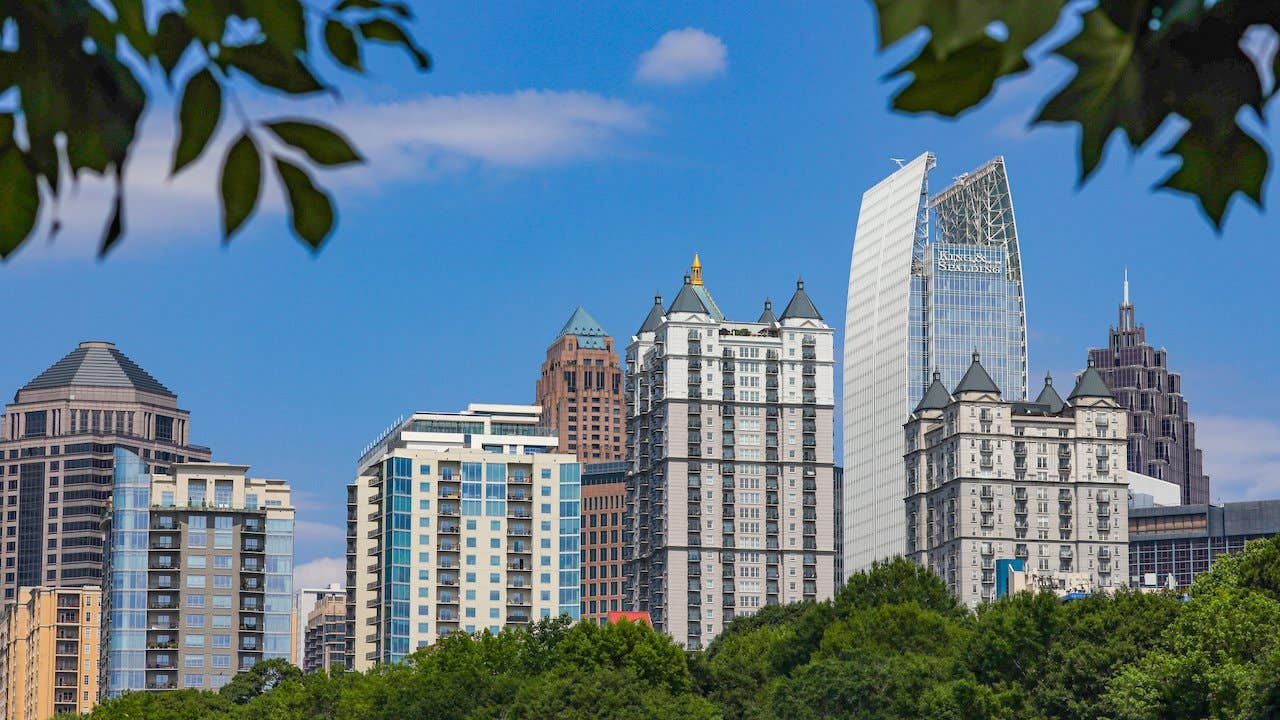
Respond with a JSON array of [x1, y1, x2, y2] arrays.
[[71, 538, 1280, 720], [0, 1, 429, 259], [871, 0, 1280, 228]]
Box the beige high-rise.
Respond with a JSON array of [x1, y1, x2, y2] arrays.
[[905, 356, 1130, 607], [0, 341, 210, 599], [303, 588, 346, 673], [625, 258, 838, 649], [0, 586, 101, 720]]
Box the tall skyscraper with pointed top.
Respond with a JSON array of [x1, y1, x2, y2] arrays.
[[1087, 276, 1209, 504], [625, 257, 837, 648], [536, 307, 625, 463], [843, 154, 1030, 574]]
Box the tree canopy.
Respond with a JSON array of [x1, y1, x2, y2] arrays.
[[872, 0, 1280, 228], [71, 539, 1280, 720], [0, 0, 429, 259]]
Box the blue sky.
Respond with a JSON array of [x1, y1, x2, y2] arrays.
[[1, 3, 1278, 584]]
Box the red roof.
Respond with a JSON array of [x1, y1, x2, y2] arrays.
[[607, 611, 651, 626]]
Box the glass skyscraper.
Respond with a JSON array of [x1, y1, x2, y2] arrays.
[[844, 153, 1029, 574]]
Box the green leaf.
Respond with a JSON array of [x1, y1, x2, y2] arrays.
[[242, 0, 308, 55], [98, 168, 125, 258], [155, 12, 194, 78], [1158, 119, 1267, 229], [114, 0, 154, 57], [891, 38, 1007, 117], [273, 156, 335, 249], [267, 120, 363, 166], [324, 20, 363, 72], [223, 43, 325, 94], [0, 147, 39, 258], [220, 134, 263, 240], [359, 19, 431, 69], [1035, 8, 1156, 181], [173, 69, 223, 174]]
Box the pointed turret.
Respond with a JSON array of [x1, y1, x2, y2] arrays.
[[691, 253, 704, 286], [667, 257, 724, 320], [914, 370, 952, 412], [758, 299, 778, 325], [638, 294, 665, 334], [1068, 358, 1114, 401], [954, 351, 1001, 395], [780, 279, 823, 321], [1034, 373, 1065, 413]]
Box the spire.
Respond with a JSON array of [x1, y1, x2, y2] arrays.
[[780, 279, 823, 321], [638, 294, 665, 334], [914, 370, 952, 412], [758, 299, 778, 325], [1034, 372, 1065, 413], [1068, 358, 1114, 401], [668, 265, 724, 321], [690, 253, 703, 286], [954, 351, 1001, 395], [1123, 267, 1130, 306]]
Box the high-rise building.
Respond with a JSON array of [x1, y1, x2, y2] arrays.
[[303, 586, 347, 674], [101, 450, 294, 696], [1129, 500, 1280, 590], [580, 462, 626, 624], [535, 307, 626, 463], [844, 154, 1029, 574], [625, 258, 838, 649], [1088, 275, 1209, 504], [0, 341, 211, 598], [904, 357, 1129, 607], [0, 586, 101, 720], [833, 466, 843, 591], [347, 405, 580, 669]]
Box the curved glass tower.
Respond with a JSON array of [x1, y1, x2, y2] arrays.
[[843, 153, 1028, 574]]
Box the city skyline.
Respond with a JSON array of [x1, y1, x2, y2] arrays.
[[0, 3, 1275, 590]]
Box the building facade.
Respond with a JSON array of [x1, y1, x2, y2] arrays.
[[905, 357, 1128, 607], [0, 341, 210, 599], [580, 462, 626, 624], [0, 586, 100, 720], [303, 587, 346, 674], [535, 307, 625, 463], [101, 450, 294, 696], [1129, 500, 1280, 589], [844, 155, 1029, 574], [625, 259, 838, 649], [347, 405, 580, 669], [1088, 276, 1209, 504]]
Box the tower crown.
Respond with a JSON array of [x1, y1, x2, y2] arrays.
[[690, 254, 703, 286]]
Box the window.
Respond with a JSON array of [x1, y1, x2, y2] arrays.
[[185, 634, 205, 648], [212, 655, 231, 669], [186, 575, 206, 589]]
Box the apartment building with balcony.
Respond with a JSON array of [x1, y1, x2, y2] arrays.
[[347, 405, 580, 669], [581, 462, 626, 624], [904, 356, 1130, 607], [303, 587, 347, 673], [101, 450, 294, 696], [624, 258, 839, 649], [0, 586, 100, 720], [0, 341, 210, 599]]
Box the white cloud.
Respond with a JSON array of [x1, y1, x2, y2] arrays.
[[1196, 415, 1280, 501], [12, 89, 651, 261], [294, 556, 344, 591], [635, 28, 728, 85], [295, 519, 345, 550]]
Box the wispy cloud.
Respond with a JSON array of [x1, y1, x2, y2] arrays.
[[635, 28, 728, 85], [294, 556, 344, 591], [295, 519, 346, 554], [1197, 415, 1280, 501], [14, 89, 652, 261]]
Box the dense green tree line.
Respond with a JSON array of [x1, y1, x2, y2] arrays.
[[66, 535, 1280, 719]]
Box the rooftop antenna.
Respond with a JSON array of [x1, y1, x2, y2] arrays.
[[1123, 267, 1130, 305], [891, 157, 905, 168]]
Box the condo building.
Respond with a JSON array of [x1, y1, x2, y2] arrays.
[[1088, 275, 1209, 504], [904, 356, 1129, 607], [346, 405, 581, 669], [536, 307, 626, 463], [625, 258, 838, 649], [0, 586, 100, 720], [303, 586, 347, 673], [0, 342, 210, 598], [581, 462, 626, 624], [844, 154, 1029, 573], [101, 450, 294, 696]]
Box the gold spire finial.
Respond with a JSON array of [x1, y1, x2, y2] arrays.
[[690, 253, 703, 286]]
